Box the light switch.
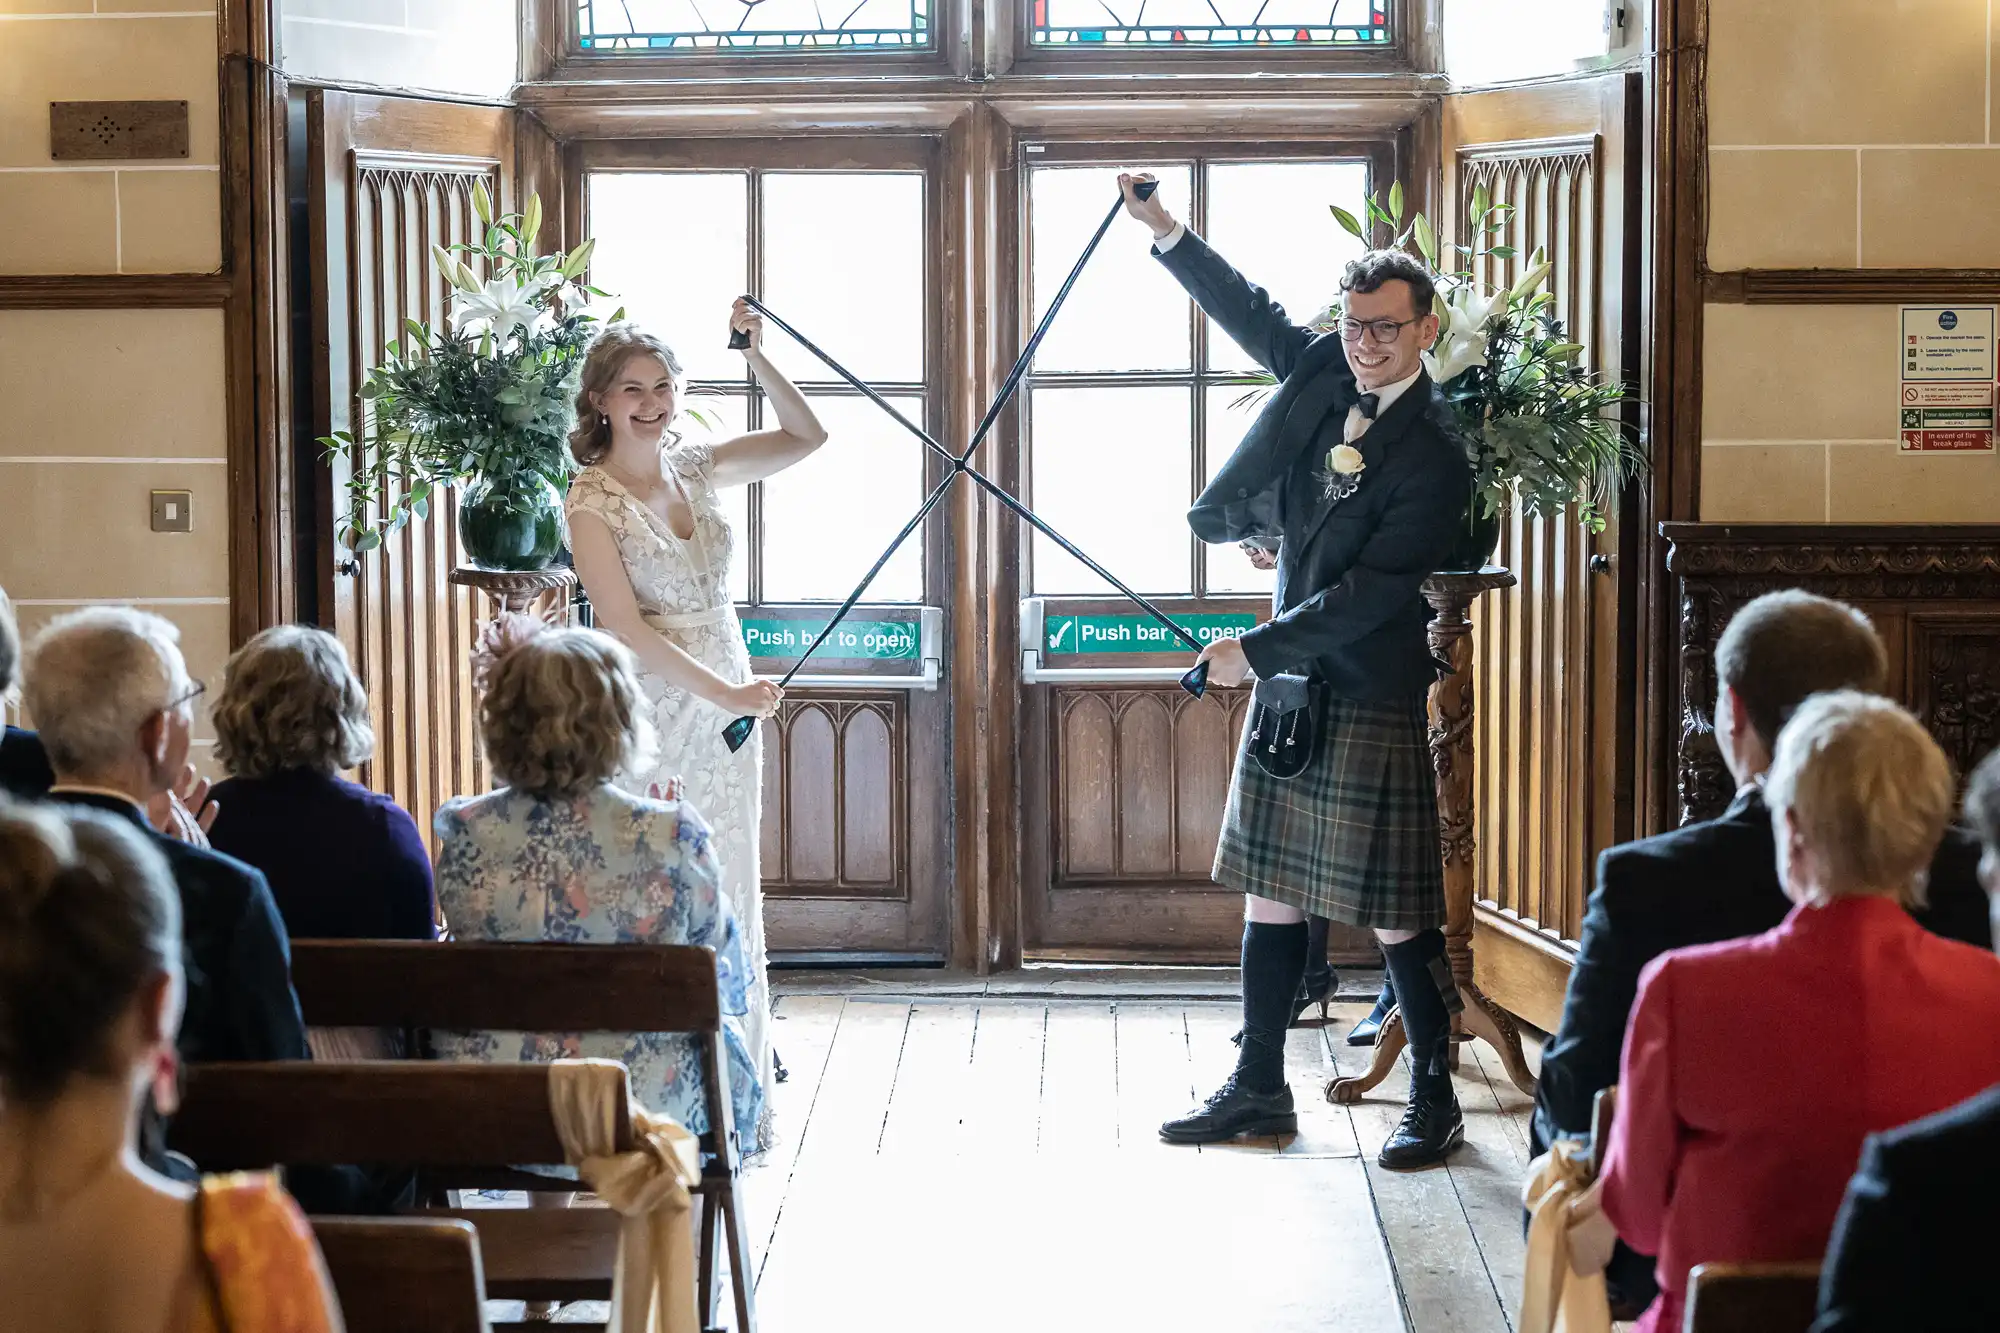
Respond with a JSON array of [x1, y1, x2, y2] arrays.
[[151, 490, 192, 533]]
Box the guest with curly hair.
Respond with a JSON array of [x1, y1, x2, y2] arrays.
[[431, 615, 765, 1154], [206, 625, 436, 943]]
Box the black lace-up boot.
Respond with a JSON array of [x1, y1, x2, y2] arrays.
[[1376, 929, 1466, 1169], [1161, 919, 1306, 1144]]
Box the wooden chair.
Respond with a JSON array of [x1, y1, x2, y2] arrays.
[[313, 1216, 490, 1333], [292, 940, 754, 1331], [1685, 1261, 1822, 1333]]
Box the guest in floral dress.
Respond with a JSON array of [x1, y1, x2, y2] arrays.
[[431, 616, 764, 1152]]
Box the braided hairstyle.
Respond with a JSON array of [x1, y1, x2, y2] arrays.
[[0, 800, 180, 1105]]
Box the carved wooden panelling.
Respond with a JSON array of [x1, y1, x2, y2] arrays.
[[1460, 140, 1611, 946], [341, 161, 495, 846], [1051, 687, 1253, 887], [761, 693, 908, 900], [1666, 526, 2000, 826]]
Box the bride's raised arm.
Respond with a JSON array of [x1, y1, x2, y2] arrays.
[[707, 298, 828, 490]]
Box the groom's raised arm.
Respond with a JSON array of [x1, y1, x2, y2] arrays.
[[1155, 228, 1318, 382], [1120, 174, 1318, 381]]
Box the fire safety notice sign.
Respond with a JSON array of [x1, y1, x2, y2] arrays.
[[1900, 306, 1998, 453]]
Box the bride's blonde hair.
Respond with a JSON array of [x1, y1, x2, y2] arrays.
[[569, 323, 685, 467]]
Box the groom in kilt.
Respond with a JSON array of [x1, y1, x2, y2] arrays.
[[1120, 175, 1474, 1169]]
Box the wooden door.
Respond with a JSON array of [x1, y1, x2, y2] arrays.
[[1443, 74, 1646, 1031], [305, 90, 523, 849]]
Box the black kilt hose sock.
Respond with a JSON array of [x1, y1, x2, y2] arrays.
[[1381, 929, 1464, 1094], [1236, 920, 1310, 1092]]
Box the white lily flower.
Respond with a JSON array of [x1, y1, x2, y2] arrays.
[[1423, 283, 1504, 386], [450, 276, 545, 342]]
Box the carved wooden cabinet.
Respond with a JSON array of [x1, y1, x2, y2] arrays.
[[1664, 523, 2000, 826]]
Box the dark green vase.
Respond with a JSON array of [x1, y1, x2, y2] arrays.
[[1440, 497, 1503, 574], [458, 473, 564, 572]]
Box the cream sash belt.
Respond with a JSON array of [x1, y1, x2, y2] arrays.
[[646, 606, 733, 632], [1518, 1139, 1613, 1333], [549, 1059, 703, 1333]]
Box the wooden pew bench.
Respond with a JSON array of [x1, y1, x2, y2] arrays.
[[314, 1216, 490, 1333], [1686, 1260, 1822, 1333], [183, 940, 755, 1331]]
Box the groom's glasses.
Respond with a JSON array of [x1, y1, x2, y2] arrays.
[[1339, 316, 1419, 343]]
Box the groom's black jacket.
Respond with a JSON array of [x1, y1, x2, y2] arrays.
[[1156, 230, 1471, 701]]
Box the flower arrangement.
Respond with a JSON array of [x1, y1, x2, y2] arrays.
[[1238, 182, 1643, 545], [321, 186, 616, 568]]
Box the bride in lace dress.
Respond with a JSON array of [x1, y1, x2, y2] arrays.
[[564, 305, 826, 1151]]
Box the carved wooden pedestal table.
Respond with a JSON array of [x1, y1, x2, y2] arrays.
[[447, 565, 576, 618], [1328, 566, 1540, 1104]]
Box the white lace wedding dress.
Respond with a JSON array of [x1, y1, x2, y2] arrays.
[[565, 441, 775, 1151]]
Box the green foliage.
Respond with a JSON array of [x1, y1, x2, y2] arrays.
[[318, 191, 610, 552]]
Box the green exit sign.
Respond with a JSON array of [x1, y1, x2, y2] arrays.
[[741, 618, 920, 661], [1043, 612, 1255, 656]]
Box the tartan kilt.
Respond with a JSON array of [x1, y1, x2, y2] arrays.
[[1212, 690, 1446, 932]]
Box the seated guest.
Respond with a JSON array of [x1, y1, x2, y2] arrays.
[[21, 608, 313, 1193], [432, 615, 765, 1152], [1812, 747, 2000, 1333], [0, 584, 53, 800], [23, 609, 309, 1073], [0, 799, 342, 1332], [207, 625, 435, 941], [1599, 692, 2000, 1333], [1532, 591, 1992, 1311]]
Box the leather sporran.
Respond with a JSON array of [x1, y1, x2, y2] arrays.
[[1247, 673, 1323, 780]]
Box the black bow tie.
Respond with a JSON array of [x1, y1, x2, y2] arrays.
[[1357, 393, 1381, 420]]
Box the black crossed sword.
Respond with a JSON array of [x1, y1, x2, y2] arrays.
[[721, 179, 1209, 752]]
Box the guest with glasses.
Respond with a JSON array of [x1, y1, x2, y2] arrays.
[[20, 609, 313, 1187]]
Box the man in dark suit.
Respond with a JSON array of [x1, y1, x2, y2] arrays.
[[1811, 745, 2000, 1333], [1122, 176, 1477, 1167], [0, 585, 54, 801], [21, 609, 310, 1143], [1532, 590, 1994, 1312]]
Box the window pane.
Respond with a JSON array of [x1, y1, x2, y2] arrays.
[[1444, 0, 1608, 83], [678, 393, 753, 604], [578, 0, 930, 51], [1032, 0, 1388, 47], [1029, 385, 1191, 596], [1204, 161, 1370, 372], [759, 394, 927, 603], [762, 173, 925, 386], [587, 173, 749, 384], [1202, 385, 1278, 596], [1028, 164, 1193, 374]]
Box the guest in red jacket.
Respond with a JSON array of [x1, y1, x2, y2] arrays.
[[1598, 690, 2000, 1333]]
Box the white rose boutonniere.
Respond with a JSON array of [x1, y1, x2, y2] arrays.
[[1324, 443, 1367, 502]]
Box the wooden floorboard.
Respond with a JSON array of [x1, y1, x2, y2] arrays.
[[719, 995, 1534, 1331]]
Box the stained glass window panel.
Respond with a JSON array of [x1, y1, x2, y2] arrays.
[[587, 173, 749, 383], [1031, 0, 1387, 48], [760, 395, 927, 602], [1203, 160, 1369, 371], [762, 173, 925, 385], [579, 0, 929, 52], [1028, 163, 1193, 375]]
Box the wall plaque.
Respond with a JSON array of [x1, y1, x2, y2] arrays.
[[50, 101, 190, 161]]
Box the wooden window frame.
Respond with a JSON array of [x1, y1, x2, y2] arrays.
[[1019, 137, 1397, 612], [566, 136, 948, 610]]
